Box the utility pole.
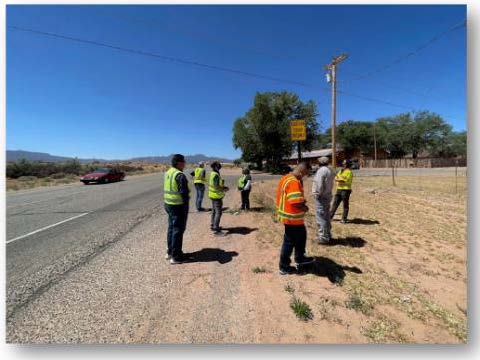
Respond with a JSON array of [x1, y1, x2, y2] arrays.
[[373, 123, 378, 162], [326, 53, 348, 168]]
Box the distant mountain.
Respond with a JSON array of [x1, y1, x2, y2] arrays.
[[6, 150, 233, 164], [130, 154, 233, 164], [7, 150, 73, 163]]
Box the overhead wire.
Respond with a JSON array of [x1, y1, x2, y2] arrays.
[[344, 19, 466, 81], [8, 24, 462, 122]]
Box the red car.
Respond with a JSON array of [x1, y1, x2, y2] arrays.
[[80, 168, 125, 185]]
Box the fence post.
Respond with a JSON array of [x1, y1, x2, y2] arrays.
[[455, 159, 458, 194], [392, 162, 396, 187]]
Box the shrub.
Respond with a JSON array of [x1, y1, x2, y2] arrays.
[[290, 297, 314, 321]]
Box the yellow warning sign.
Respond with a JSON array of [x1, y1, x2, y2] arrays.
[[290, 119, 306, 141]]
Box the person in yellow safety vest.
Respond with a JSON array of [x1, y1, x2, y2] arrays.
[[330, 159, 354, 224], [209, 161, 229, 236], [191, 161, 207, 212], [164, 154, 191, 264], [275, 162, 315, 275], [237, 168, 252, 210]]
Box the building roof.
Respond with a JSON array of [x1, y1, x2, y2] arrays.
[[287, 148, 342, 160]]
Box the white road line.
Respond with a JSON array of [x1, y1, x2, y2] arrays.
[[6, 213, 90, 244]]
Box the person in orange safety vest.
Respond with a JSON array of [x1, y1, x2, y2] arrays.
[[275, 162, 315, 275]]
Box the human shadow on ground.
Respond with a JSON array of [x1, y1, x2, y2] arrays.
[[187, 248, 239, 264], [297, 256, 363, 285], [223, 227, 258, 235], [326, 237, 367, 248], [333, 218, 379, 225]]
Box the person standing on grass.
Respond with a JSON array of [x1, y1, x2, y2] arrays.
[[275, 162, 314, 275], [191, 162, 207, 212], [164, 154, 191, 265], [312, 156, 335, 244], [209, 161, 229, 236], [238, 168, 252, 211], [331, 159, 353, 224]]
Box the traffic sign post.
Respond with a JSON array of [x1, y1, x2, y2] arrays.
[[291, 120, 306, 164]]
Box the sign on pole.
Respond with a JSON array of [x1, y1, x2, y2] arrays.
[[290, 120, 306, 141]]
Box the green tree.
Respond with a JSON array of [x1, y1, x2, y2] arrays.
[[232, 91, 319, 172], [336, 120, 375, 157]]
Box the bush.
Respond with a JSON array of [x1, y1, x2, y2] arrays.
[[290, 297, 314, 321], [17, 176, 37, 181], [50, 172, 66, 179]]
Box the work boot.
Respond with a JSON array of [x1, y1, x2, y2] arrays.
[[279, 266, 297, 275]]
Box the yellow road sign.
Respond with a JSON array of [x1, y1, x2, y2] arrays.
[[290, 119, 306, 141]]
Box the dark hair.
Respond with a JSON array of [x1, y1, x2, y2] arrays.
[[242, 168, 250, 175], [344, 159, 352, 168], [210, 161, 221, 170], [171, 154, 186, 167]]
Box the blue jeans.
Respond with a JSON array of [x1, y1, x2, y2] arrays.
[[194, 183, 205, 210], [165, 204, 189, 260], [315, 196, 332, 242], [279, 224, 307, 269]]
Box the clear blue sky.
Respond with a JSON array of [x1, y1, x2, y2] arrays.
[[7, 5, 466, 160]]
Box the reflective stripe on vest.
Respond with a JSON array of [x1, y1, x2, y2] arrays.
[[209, 172, 225, 199], [194, 167, 206, 184], [238, 175, 246, 190], [276, 175, 305, 223], [164, 167, 184, 205]]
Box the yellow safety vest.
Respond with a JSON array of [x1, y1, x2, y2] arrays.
[[237, 175, 246, 190], [209, 171, 225, 200], [194, 167, 206, 184], [335, 169, 353, 190], [164, 167, 189, 205]]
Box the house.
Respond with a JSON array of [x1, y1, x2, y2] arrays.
[[284, 148, 346, 166]]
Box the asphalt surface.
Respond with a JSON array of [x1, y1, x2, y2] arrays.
[[6, 170, 277, 323]]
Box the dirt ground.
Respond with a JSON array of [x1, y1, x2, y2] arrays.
[[237, 171, 467, 344]]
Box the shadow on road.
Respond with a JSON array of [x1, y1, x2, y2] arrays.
[[224, 227, 258, 235], [187, 248, 238, 264], [297, 256, 363, 285], [327, 236, 367, 248]]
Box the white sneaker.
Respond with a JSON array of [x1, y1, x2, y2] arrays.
[[165, 253, 171, 260]]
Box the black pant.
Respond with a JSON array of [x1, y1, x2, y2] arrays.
[[211, 199, 223, 231], [241, 190, 250, 210], [331, 189, 352, 221], [279, 224, 307, 269], [165, 204, 189, 260]]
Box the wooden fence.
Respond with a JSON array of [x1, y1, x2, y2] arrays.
[[362, 157, 466, 168]]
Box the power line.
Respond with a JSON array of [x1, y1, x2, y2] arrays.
[[336, 89, 414, 111], [8, 25, 462, 121], [345, 19, 466, 81], [8, 25, 312, 88], [100, 11, 296, 61]]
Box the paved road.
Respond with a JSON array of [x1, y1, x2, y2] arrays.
[[6, 170, 277, 321]]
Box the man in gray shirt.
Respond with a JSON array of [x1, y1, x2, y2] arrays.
[[312, 156, 335, 244]]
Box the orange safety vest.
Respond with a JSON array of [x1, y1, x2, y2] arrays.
[[275, 174, 306, 225]]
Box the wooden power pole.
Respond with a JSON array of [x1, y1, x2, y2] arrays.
[[326, 53, 348, 168]]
